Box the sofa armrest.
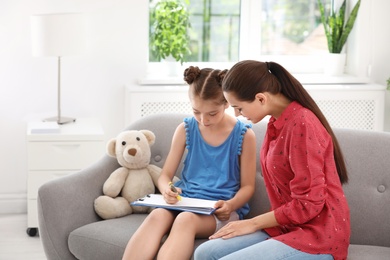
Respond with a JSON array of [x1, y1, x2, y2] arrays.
[[38, 155, 119, 260]]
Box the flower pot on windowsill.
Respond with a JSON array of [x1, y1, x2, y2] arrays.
[[318, 0, 361, 76], [150, 0, 191, 77], [163, 55, 180, 77], [324, 53, 346, 76]]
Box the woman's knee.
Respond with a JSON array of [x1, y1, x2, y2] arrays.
[[194, 239, 226, 260], [194, 231, 271, 260]]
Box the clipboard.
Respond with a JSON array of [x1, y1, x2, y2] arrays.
[[131, 194, 218, 215]]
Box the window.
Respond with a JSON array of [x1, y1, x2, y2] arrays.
[[258, 0, 327, 55], [149, 0, 329, 73], [186, 0, 241, 62]]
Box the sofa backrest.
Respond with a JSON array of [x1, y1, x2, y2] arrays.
[[126, 113, 390, 248], [333, 128, 390, 247]]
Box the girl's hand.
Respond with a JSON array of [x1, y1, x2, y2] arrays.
[[209, 219, 257, 239], [163, 185, 182, 204], [213, 200, 233, 221]]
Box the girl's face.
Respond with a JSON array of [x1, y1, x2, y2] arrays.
[[224, 91, 268, 124], [190, 95, 228, 127]]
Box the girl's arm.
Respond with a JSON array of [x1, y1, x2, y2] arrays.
[[157, 122, 186, 203], [214, 127, 257, 220]]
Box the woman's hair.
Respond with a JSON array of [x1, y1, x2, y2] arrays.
[[183, 66, 228, 105], [223, 60, 348, 184]]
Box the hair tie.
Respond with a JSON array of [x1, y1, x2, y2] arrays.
[[265, 62, 271, 73]]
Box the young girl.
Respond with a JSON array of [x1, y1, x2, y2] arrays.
[[122, 66, 256, 260], [194, 60, 351, 260]]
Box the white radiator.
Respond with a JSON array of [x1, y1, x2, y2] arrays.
[[125, 84, 385, 131]]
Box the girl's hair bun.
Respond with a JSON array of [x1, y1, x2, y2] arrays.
[[216, 69, 228, 86], [184, 66, 201, 84]]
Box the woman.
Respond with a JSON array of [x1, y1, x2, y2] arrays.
[[194, 60, 350, 260]]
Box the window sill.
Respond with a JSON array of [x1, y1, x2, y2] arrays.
[[139, 73, 371, 86]]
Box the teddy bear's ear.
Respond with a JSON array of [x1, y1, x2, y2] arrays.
[[106, 138, 117, 157], [140, 130, 156, 146]]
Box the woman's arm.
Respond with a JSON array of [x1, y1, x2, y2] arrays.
[[210, 210, 279, 239], [273, 119, 329, 226]]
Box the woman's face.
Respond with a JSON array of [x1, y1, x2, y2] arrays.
[[224, 91, 268, 124], [190, 95, 228, 127]]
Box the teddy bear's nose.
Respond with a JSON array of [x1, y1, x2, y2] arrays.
[[128, 148, 137, 156]]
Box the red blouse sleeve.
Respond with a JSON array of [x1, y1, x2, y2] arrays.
[[274, 115, 334, 226]]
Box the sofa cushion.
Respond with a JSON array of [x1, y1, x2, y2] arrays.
[[68, 213, 209, 260], [68, 214, 147, 259], [348, 244, 390, 259]]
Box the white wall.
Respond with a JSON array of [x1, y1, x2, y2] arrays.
[[0, 0, 389, 214], [369, 1, 390, 131], [0, 0, 148, 214]]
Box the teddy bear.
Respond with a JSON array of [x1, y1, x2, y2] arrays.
[[94, 129, 163, 219]]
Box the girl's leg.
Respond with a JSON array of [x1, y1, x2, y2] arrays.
[[194, 230, 271, 260], [157, 211, 217, 260], [219, 239, 334, 260], [122, 208, 176, 260]]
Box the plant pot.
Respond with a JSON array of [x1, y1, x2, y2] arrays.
[[324, 53, 346, 76], [163, 55, 180, 77]]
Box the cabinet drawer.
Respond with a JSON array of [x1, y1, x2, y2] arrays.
[[28, 141, 104, 170]]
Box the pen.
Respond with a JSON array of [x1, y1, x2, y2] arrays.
[[169, 182, 182, 201]]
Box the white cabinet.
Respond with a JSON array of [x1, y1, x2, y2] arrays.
[[125, 83, 386, 131], [26, 118, 105, 236]]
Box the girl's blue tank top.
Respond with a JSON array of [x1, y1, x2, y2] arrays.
[[174, 117, 252, 219]]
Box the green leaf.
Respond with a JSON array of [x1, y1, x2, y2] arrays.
[[387, 78, 390, 91], [317, 0, 361, 53], [337, 0, 361, 52], [150, 0, 191, 65]]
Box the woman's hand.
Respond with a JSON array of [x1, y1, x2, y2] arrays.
[[209, 219, 257, 239], [213, 200, 233, 221]]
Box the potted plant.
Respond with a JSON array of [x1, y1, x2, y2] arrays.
[[317, 0, 361, 75], [387, 77, 390, 91], [150, 0, 191, 66]]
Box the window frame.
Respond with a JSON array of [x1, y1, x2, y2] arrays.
[[147, 0, 369, 77]]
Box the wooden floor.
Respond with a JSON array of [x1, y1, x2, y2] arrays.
[[0, 214, 46, 260]]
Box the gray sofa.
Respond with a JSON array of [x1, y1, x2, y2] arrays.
[[38, 113, 390, 260]]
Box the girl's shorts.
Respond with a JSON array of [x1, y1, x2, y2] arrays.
[[213, 211, 239, 232]]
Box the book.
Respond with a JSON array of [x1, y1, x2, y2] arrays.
[[131, 194, 218, 215], [29, 121, 60, 134]]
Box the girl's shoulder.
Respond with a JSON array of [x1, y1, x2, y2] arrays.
[[183, 116, 195, 127], [234, 117, 253, 135], [172, 121, 187, 138], [235, 119, 255, 155]]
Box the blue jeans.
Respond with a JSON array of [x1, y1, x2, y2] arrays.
[[194, 230, 333, 260]]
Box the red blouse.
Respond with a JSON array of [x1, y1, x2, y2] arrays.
[[261, 101, 350, 260]]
